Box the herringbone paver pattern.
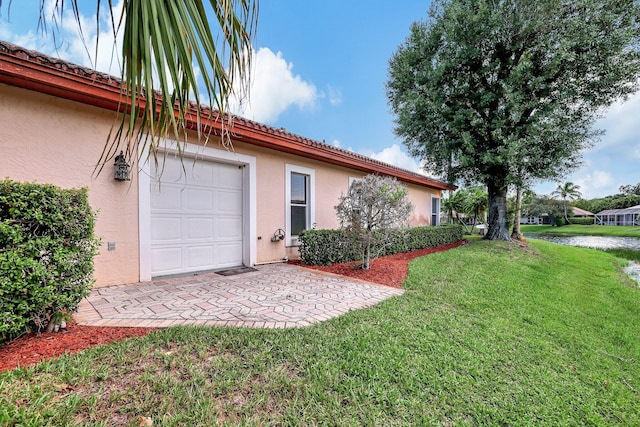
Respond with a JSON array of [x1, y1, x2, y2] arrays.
[[75, 264, 403, 328]]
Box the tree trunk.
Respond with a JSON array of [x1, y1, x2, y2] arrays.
[[363, 232, 371, 269], [484, 178, 511, 241], [564, 200, 571, 224], [511, 187, 523, 240]]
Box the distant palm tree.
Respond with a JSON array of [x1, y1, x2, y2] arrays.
[[1, 0, 258, 171], [464, 187, 488, 230], [552, 182, 582, 224]]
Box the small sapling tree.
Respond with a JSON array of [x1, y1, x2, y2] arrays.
[[335, 175, 413, 269]]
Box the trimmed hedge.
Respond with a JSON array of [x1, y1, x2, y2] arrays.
[[298, 225, 463, 266], [0, 180, 100, 343], [568, 217, 595, 225]]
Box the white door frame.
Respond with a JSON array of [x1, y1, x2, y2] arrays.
[[138, 140, 256, 281]]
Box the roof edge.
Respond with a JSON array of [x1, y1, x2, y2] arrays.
[[0, 40, 455, 191]]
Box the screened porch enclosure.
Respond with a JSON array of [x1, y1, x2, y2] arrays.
[[594, 205, 640, 226]]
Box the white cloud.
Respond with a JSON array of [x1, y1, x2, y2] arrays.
[[572, 170, 615, 199], [332, 139, 341, 148], [58, 0, 124, 74], [370, 144, 423, 174], [326, 85, 343, 105], [594, 89, 640, 151], [230, 47, 318, 123], [1, 0, 124, 75]]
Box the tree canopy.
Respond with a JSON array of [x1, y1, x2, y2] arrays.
[[387, 0, 640, 240], [0, 0, 258, 172]]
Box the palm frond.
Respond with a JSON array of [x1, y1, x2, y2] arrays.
[[19, 0, 257, 174]]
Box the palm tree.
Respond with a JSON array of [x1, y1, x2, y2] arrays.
[[2, 1, 258, 171], [552, 182, 582, 224], [464, 187, 488, 232]]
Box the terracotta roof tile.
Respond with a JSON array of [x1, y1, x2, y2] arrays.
[[0, 40, 454, 191]]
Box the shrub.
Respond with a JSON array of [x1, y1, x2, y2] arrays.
[[335, 175, 413, 269], [568, 217, 594, 225], [0, 180, 100, 343], [299, 225, 463, 266]]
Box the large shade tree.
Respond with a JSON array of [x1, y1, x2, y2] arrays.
[[0, 0, 258, 171], [387, 0, 640, 240]]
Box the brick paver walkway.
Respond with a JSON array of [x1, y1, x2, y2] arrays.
[[75, 264, 403, 329]]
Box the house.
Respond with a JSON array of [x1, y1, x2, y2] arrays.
[[520, 214, 553, 225], [595, 205, 640, 226], [572, 207, 594, 218], [0, 41, 455, 287], [519, 206, 594, 225]]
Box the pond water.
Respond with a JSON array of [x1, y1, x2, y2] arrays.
[[525, 233, 640, 286], [625, 263, 640, 287], [524, 234, 640, 250]]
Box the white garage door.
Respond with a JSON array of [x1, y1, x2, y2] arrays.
[[150, 156, 244, 277]]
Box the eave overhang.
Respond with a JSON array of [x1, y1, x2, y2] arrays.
[[0, 41, 455, 191]]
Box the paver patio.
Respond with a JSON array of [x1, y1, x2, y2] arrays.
[[74, 263, 404, 329]]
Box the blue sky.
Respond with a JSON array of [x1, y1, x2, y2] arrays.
[[2, 0, 638, 199]]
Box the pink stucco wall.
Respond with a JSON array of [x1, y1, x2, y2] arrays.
[[0, 84, 140, 287], [228, 143, 440, 262], [2, 83, 442, 286]]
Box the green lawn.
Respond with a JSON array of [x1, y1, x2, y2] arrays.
[[521, 224, 640, 238], [1, 239, 639, 426]]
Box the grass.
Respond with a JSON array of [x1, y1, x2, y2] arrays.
[[521, 224, 640, 238], [1, 239, 639, 426], [602, 248, 640, 263]]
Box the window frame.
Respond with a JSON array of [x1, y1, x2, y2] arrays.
[[431, 195, 441, 226], [285, 164, 315, 246]]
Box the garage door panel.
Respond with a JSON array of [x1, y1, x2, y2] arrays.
[[217, 163, 243, 189], [186, 218, 214, 240], [186, 245, 215, 268], [216, 242, 243, 266], [151, 247, 183, 272], [186, 188, 214, 211], [215, 189, 242, 213], [216, 217, 243, 239], [151, 186, 183, 210], [189, 161, 215, 186], [155, 157, 185, 182], [151, 217, 182, 241], [150, 157, 244, 276]]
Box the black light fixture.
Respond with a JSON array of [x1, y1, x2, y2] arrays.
[[114, 151, 131, 181]]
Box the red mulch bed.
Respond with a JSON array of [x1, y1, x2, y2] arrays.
[[292, 240, 466, 288], [0, 240, 465, 373], [0, 325, 156, 373]]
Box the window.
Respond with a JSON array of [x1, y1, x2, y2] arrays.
[[286, 164, 315, 246], [431, 196, 441, 226]]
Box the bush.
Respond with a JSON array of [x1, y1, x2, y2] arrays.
[[568, 217, 595, 225], [0, 180, 100, 343], [298, 225, 463, 266], [335, 175, 414, 269]]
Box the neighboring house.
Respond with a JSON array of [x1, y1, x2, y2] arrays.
[[595, 205, 640, 226], [520, 215, 544, 225], [0, 41, 455, 287], [520, 214, 552, 225], [572, 207, 594, 218], [520, 207, 593, 225]]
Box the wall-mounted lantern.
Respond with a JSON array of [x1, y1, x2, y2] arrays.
[[114, 151, 131, 181]]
